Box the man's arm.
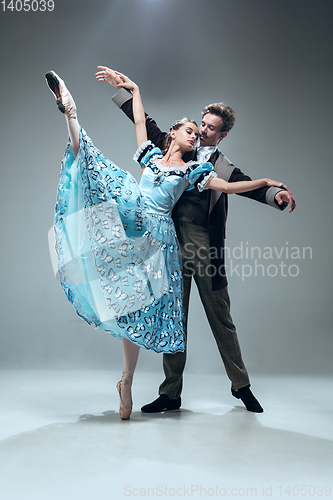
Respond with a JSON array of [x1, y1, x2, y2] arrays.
[[213, 152, 295, 212], [229, 167, 295, 212], [112, 88, 167, 150]]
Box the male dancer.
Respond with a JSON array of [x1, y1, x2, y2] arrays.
[[96, 67, 295, 413]]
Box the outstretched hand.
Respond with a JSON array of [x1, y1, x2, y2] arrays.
[[265, 179, 289, 191], [275, 189, 296, 213], [96, 66, 137, 91], [95, 66, 122, 87], [264, 179, 295, 213]]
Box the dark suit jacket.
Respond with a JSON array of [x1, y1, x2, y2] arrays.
[[112, 89, 287, 290]]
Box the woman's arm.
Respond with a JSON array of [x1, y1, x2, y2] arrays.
[[131, 86, 147, 149], [206, 176, 289, 194], [96, 66, 167, 149], [112, 71, 147, 149], [96, 67, 147, 149]]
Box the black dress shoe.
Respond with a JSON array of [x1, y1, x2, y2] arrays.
[[232, 385, 264, 413], [141, 394, 181, 413]]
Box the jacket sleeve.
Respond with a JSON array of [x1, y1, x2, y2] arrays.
[[229, 166, 287, 211], [111, 88, 167, 150]]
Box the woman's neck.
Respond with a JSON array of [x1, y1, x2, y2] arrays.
[[161, 143, 185, 167]]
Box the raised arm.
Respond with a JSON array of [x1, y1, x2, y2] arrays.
[[96, 66, 167, 149], [115, 72, 147, 148], [96, 67, 147, 149]]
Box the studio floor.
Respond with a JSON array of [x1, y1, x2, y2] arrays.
[[0, 370, 332, 500]]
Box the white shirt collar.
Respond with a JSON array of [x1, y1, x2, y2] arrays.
[[196, 144, 218, 163]]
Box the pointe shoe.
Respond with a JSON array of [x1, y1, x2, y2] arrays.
[[116, 373, 133, 420], [45, 70, 77, 120]]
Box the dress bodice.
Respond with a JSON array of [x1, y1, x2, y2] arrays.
[[139, 163, 187, 216], [135, 141, 216, 218]]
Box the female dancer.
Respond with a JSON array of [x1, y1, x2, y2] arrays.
[[45, 69, 287, 419]]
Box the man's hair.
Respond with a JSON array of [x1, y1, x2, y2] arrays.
[[202, 102, 236, 133]]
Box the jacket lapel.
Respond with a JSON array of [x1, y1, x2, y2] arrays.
[[209, 151, 234, 213]]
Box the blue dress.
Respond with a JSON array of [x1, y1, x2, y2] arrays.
[[52, 129, 214, 353]]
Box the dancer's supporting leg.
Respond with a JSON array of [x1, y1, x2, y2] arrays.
[[45, 70, 80, 157], [117, 338, 140, 419]]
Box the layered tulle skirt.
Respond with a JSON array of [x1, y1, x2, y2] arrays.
[[49, 129, 185, 353]]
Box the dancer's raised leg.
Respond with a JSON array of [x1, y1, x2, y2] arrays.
[[117, 338, 140, 420], [45, 71, 80, 157], [66, 117, 80, 158]]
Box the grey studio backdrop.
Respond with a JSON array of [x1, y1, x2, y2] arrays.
[[0, 0, 332, 376]]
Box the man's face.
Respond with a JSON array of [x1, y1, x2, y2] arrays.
[[199, 113, 227, 146]]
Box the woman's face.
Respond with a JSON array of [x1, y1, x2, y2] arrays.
[[173, 123, 199, 152]]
